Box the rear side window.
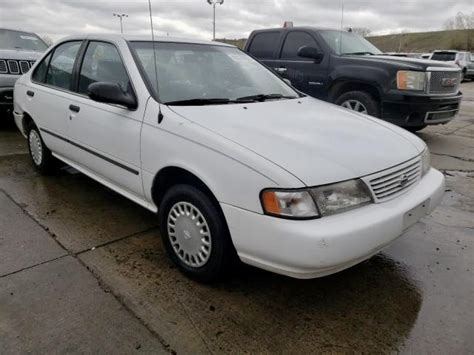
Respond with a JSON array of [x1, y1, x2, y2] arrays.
[[45, 41, 82, 90], [281, 31, 319, 60], [247, 32, 280, 59], [32, 52, 52, 83], [431, 52, 456, 61], [78, 41, 130, 95]]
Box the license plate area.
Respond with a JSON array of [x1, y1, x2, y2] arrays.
[[403, 199, 430, 229]]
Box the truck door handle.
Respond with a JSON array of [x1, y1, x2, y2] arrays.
[[26, 90, 34, 97], [274, 67, 287, 74], [69, 105, 80, 113]]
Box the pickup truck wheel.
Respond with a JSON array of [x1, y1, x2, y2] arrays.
[[335, 91, 380, 118], [158, 184, 235, 283], [26, 123, 58, 174]]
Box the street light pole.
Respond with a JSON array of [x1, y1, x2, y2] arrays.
[[207, 0, 224, 40], [113, 13, 129, 34]]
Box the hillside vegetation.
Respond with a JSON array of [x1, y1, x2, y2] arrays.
[[217, 29, 473, 53]]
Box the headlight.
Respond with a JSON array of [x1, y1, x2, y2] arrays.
[[311, 179, 372, 216], [261, 179, 373, 219], [397, 71, 426, 91], [261, 190, 319, 219], [421, 147, 431, 175]]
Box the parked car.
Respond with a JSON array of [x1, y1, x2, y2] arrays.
[[244, 27, 462, 132], [0, 28, 47, 120], [430, 50, 474, 81], [13, 34, 444, 282]]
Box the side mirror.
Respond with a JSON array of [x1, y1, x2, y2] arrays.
[[297, 46, 324, 63], [88, 82, 137, 110]]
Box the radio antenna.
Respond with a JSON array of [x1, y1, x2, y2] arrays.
[[147, 0, 163, 122]]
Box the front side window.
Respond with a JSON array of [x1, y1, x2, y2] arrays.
[[130, 42, 298, 104], [78, 41, 130, 95], [319, 30, 382, 56], [32, 52, 52, 83], [281, 32, 319, 60], [45, 41, 82, 90], [0, 29, 47, 52]]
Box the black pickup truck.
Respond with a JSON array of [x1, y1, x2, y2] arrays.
[[244, 27, 463, 131]]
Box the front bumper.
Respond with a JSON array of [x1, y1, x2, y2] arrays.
[[381, 92, 462, 127], [222, 168, 445, 279], [0, 87, 14, 112]]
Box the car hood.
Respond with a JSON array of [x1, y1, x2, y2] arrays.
[[0, 48, 43, 61], [169, 97, 424, 186], [350, 54, 459, 71]]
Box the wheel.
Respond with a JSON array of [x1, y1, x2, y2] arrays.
[[26, 122, 59, 174], [335, 90, 381, 118], [158, 184, 236, 283], [403, 125, 427, 133]]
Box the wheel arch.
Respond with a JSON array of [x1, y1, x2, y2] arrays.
[[328, 79, 382, 103]]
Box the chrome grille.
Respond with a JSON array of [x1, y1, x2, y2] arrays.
[[0, 60, 7, 73], [0, 59, 33, 75], [428, 70, 461, 94], [364, 157, 422, 202]]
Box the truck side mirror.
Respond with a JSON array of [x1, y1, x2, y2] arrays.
[[298, 46, 324, 64]]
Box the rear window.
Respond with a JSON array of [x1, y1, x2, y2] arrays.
[[431, 52, 456, 61], [247, 32, 280, 59]]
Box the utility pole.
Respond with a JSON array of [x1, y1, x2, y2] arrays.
[[113, 13, 129, 34], [207, 0, 224, 40]]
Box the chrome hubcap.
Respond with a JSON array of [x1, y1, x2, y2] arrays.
[[167, 202, 212, 268], [341, 100, 368, 114], [29, 130, 43, 166]]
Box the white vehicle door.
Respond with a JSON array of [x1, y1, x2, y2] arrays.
[[65, 40, 144, 198], [27, 41, 83, 154]]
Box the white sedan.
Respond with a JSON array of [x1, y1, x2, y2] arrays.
[[13, 34, 445, 282]]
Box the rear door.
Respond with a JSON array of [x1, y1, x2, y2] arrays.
[[246, 31, 282, 67], [65, 40, 144, 197], [27, 41, 83, 154], [273, 31, 329, 99]]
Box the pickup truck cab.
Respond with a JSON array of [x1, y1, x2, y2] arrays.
[[14, 34, 444, 282], [0, 28, 47, 120], [244, 27, 462, 132]]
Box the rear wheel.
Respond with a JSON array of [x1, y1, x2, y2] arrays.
[[26, 122, 59, 174], [335, 90, 381, 118], [158, 184, 236, 283]]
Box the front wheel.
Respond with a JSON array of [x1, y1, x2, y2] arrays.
[[158, 184, 236, 283], [335, 90, 381, 118], [26, 122, 59, 174]]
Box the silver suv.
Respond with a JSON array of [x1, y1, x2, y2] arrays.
[[1, 28, 47, 120], [430, 50, 474, 81]]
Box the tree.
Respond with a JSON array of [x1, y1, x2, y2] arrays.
[[350, 27, 371, 37], [444, 12, 474, 30]]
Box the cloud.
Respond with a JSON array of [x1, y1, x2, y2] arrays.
[[0, 0, 471, 42]]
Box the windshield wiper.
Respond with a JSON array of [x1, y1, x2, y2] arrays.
[[342, 51, 375, 56], [164, 98, 231, 106], [235, 94, 297, 102]]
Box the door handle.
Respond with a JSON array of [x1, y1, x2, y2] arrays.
[[69, 104, 80, 113], [274, 67, 288, 74], [26, 90, 34, 97]]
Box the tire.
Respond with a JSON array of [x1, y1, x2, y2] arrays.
[[403, 125, 427, 133], [158, 184, 236, 283], [26, 122, 59, 174], [335, 90, 381, 118]]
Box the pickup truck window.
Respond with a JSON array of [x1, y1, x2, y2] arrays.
[[0, 29, 47, 52], [431, 52, 456, 61], [319, 30, 382, 56], [130, 41, 298, 104], [281, 31, 320, 60], [45, 41, 81, 91], [78, 41, 130, 95], [247, 32, 280, 59]]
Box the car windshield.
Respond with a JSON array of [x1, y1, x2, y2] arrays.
[[0, 29, 47, 51], [431, 52, 456, 61], [130, 41, 299, 105], [319, 30, 382, 56]]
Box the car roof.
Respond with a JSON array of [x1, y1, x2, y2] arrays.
[[57, 33, 234, 47], [0, 27, 39, 35], [250, 26, 336, 33], [432, 50, 459, 53]]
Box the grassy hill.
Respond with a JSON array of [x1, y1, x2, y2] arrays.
[[367, 29, 473, 53], [218, 29, 473, 53]]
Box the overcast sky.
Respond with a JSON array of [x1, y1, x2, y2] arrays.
[[0, 0, 471, 41]]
